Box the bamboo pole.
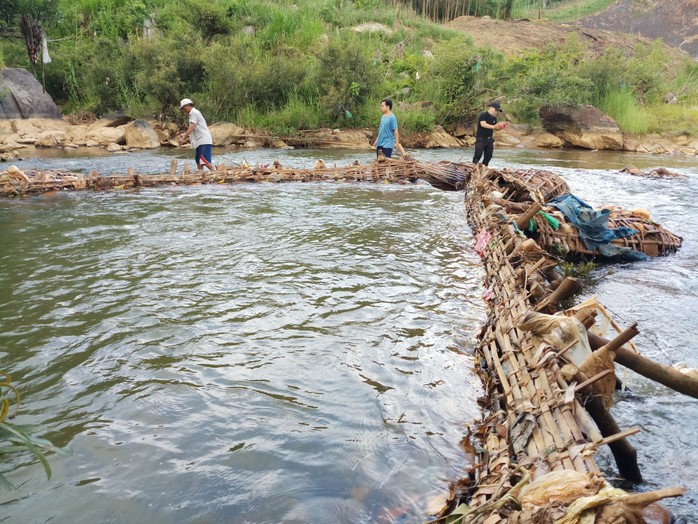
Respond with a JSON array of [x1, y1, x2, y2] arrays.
[[586, 331, 698, 399], [514, 202, 542, 230], [534, 276, 582, 312], [574, 368, 643, 482]]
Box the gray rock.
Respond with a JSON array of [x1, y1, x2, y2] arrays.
[[0, 68, 61, 119], [124, 119, 160, 149], [540, 104, 622, 150]]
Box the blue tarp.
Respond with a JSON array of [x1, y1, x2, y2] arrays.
[[547, 194, 649, 261]]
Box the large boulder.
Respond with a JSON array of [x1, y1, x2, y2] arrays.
[[124, 120, 160, 149], [35, 130, 69, 148], [84, 120, 127, 146], [532, 131, 565, 148], [424, 125, 462, 148], [540, 104, 623, 150], [209, 122, 248, 146], [0, 68, 61, 119]]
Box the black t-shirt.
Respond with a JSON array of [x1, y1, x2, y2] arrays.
[[475, 111, 497, 141]]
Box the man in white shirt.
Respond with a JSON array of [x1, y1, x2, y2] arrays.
[[178, 98, 214, 171]]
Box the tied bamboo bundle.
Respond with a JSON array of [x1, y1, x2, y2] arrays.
[[0, 168, 87, 195], [1, 159, 472, 197]]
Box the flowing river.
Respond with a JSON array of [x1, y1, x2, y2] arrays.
[[0, 146, 696, 522]]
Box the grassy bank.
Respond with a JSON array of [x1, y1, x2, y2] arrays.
[[1, 0, 697, 137], [512, 0, 617, 22]]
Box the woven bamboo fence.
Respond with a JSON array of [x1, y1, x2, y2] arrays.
[[435, 164, 691, 523]]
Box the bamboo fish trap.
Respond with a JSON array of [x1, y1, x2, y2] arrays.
[[532, 207, 683, 258], [436, 164, 690, 523]]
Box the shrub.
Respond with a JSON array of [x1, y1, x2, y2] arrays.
[[157, 0, 233, 42], [314, 37, 385, 123], [398, 106, 436, 133], [431, 37, 502, 125], [203, 39, 313, 120], [258, 92, 325, 135], [672, 60, 698, 104]]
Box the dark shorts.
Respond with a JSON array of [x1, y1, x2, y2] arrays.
[[376, 146, 393, 158], [195, 144, 212, 166]]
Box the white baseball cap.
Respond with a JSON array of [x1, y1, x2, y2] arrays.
[[179, 98, 193, 109]]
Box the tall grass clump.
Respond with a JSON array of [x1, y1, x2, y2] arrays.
[[258, 5, 301, 49], [0, 372, 66, 488], [671, 60, 698, 104], [596, 88, 648, 134], [320, 0, 398, 28], [256, 92, 325, 135]]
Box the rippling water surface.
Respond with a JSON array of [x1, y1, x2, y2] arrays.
[[0, 176, 485, 523], [2, 146, 698, 522]]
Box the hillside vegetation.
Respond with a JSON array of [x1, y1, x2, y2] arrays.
[[1, 0, 697, 136]]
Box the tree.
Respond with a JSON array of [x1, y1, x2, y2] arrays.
[[0, 1, 59, 88], [0, 0, 59, 34]]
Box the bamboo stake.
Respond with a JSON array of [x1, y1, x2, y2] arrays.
[[587, 330, 698, 399], [594, 427, 641, 447], [534, 276, 582, 311], [515, 202, 542, 230], [575, 368, 643, 482]]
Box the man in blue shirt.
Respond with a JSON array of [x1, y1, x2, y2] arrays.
[[372, 98, 400, 158]]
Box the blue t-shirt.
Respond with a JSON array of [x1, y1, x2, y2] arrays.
[[376, 113, 398, 149]]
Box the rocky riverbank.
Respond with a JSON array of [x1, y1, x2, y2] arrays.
[[2, 66, 696, 162], [1, 111, 697, 162]]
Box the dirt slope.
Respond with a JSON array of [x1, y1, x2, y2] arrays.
[[576, 0, 698, 58], [445, 15, 690, 62]]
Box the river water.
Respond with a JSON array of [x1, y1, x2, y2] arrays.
[[0, 146, 696, 522]]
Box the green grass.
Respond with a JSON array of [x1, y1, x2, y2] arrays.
[[643, 104, 698, 135], [398, 106, 437, 133], [597, 88, 649, 134], [512, 0, 617, 22], [3, 0, 695, 139]]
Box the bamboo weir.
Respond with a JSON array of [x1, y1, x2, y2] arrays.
[[2, 158, 695, 522]]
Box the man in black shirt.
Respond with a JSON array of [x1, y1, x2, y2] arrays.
[[473, 101, 505, 166]]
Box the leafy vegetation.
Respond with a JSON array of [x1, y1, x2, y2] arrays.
[[0, 372, 64, 489], [1, 0, 696, 137]]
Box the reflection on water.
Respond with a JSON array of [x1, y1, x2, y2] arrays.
[[1, 145, 697, 521]]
